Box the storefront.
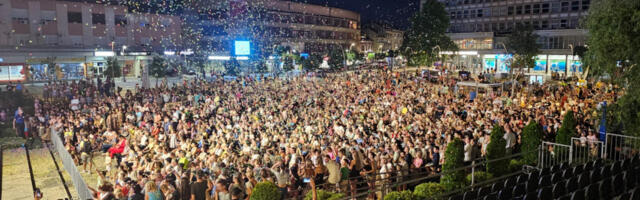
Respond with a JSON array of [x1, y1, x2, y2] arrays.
[[26, 57, 87, 81], [0, 63, 26, 82]]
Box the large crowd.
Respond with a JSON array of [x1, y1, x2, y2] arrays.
[[11, 69, 617, 200]]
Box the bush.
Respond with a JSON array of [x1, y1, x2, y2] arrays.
[[250, 182, 281, 200], [384, 191, 415, 200], [304, 190, 345, 200], [556, 110, 576, 145], [486, 125, 508, 177], [413, 182, 445, 200], [465, 171, 494, 185], [508, 159, 526, 173], [522, 121, 544, 165], [440, 137, 465, 191]]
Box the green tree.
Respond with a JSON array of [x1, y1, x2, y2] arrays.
[[441, 137, 465, 191], [384, 191, 415, 200], [486, 125, 508, 177], [584, 0, 640, 137], [413, 182, 445, 200], [249, 182, 280, 200], [149, 55, 166, 87], [402, 0, 456, 67], [104, 57, 121, 78], [505, 24, 540, 95], [556, 111, 576, 145], [521, 121, 544, 165], [283, 56, 294, 72], [328, 47, 344, 70]]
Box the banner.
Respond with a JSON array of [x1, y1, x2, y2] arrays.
[[0, 64, 26, 82]]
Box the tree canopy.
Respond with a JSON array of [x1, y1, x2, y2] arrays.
[[506, 24, 540, 71], [584, 0, 640, 136], [402, 0, 456, 67]]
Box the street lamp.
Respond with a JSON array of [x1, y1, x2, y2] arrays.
[[122, 45, 127, 82]]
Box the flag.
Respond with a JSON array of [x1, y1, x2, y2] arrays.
[[599, 101, 607, 142]]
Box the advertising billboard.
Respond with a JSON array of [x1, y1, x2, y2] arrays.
[[0, 64, 26, 82], [234, 40, 251, 56]]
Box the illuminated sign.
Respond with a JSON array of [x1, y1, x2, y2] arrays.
[[208, 56, 231, 60], [95, 51, 115, 57], [234, 40, 251, 56]]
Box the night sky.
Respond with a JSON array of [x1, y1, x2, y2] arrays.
[[292, 0, 420, 29]]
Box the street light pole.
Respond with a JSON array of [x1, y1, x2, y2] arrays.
[[122, 45, 127, 82]]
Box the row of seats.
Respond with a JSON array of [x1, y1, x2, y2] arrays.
[[447, 155, 640, 200]]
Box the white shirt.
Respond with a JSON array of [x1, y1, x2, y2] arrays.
[[504, 132, 516, 148]]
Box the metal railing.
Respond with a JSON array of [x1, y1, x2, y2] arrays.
[[605, 133, 640, 161], [538, 141, 571, 169], [50, 128, 92, 200], [570, 137, 604, 164], [308, 151, 535, 200]]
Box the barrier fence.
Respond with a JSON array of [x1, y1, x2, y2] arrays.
[[50, 128, 92, 200], [301, 150, 536, 200], [538, 141, 571, 169], [605, 133, 640, 161], [570, 137, 604, 164]]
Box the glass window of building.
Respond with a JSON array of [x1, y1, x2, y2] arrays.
[[477, 9, 483, 17], [582, 0, 590, 10], [508, 6, 514, 15], [542, 3, 550, 13], [541, 20, 549, 29], [516, 6, 522, 15], [463, 10, 469, 18], [552, 2, 562, 13], [115, 15, 127, 26], [470, 10, 476, 18], [68, 12, 82, 24], [524, 5, 531, 14], [533, 4, 540, 14], [92, 14, 106, 25], [561, 2, 570, 12], [560, 19, 568, 28], [571, 1, 580, 11]]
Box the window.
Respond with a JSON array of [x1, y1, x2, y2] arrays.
[[68, 12, 82, 23], [542, 3, 550, 13], [12, 9, 29, 24], [41, 11, 56, 25], [533, 4, 540, 14], [524, 5, 531, 14], [516, 6, 522, 15], [552, 2, 561, 13], [508, 6, 514, 15], [92, 14, 105, 25], [477, 9, 483, 17], [551, 19, 560, 29], [115, 15, 127, 26], [541, 20, 549, 29], [470, 10, 476, 18], [571, 1, 580, 11], [450, 12, 456, 19], [463, 10, 469, 18], [561, 2, 569, 12], [582, 0, 590, 10], [560, 19, 567, 28], [456, 11, 462, 19]]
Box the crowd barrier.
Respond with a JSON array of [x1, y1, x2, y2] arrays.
[[306, 150, 537, 200], [50, 128, 92, 200], [605, 133, 640, 161], [538, 141, 571, 169]]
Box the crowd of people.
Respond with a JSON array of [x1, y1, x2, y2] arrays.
[[17, 69, 617, 200]]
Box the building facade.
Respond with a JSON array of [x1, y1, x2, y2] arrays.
[[361, 22, 404, 53], [0, 0, 362, 81], [0, 0, 183, 81], [431, 0, 590, 80], [189, 0, 360, 57]]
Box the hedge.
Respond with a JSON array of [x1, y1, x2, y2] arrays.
[[440, 137, 465, 191], [465, 171, 494, 185], [384, 191, 415, 200], [413, 182, 445, 200], [522, 121, 544, 165], [486, 125, 508, 177], [250, 182, 281, 200], [304, 190, 345, 200], [508, 159, 526, 173], [556, 110, 576, 145]]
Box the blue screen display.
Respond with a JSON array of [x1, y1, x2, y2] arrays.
[[234, 41, 251, 56]]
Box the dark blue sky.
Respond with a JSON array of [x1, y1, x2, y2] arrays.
[[292, 0, 420, 29]]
